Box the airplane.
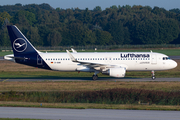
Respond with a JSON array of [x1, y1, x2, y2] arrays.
[[4, 25, 177, 80]]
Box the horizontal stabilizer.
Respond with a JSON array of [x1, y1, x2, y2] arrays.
[[4, 54, 28, 61]]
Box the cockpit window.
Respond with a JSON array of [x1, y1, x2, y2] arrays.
[[163, 57, 170, 60]]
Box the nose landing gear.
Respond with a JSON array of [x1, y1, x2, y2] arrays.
[[151, 70, 156, 80]]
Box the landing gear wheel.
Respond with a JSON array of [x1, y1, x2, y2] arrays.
[[152, 76, 156, 80], [92, 75, 98, 80]]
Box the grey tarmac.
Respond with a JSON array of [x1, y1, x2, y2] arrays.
[[0, 57, 4, 60], [0, 107, 180, 120], [0, 78, 180, 82]]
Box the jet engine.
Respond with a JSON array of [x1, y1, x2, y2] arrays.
[[109, 68, 126, 77], [102, 68, 126, 78]]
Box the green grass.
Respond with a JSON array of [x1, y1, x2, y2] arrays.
[[1, 89, 179, 105], [1, 81, 180, 92], [0, 70, 179, 79], [0, 82, 180, 111], [0, 51, 13, 56], [0, 101, 180, 111]]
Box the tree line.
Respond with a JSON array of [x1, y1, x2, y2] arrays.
[[0, 3, 180, 46]]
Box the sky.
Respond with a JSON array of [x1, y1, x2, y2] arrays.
[[1, 0, 180, 10]]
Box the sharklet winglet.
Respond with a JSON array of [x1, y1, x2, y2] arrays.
[[66, 50, 77, 62]]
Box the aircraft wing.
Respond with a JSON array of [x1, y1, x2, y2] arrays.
[[77, 61, 110, 68], [66, 50, 127, 70]]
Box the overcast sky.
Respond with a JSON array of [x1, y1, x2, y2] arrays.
[[1, 0, 180, 10]]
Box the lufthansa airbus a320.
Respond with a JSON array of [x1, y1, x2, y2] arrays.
[[4, 25, 177, 80]]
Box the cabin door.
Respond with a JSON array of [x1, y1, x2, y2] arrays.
[[151, 54, 157, 64]]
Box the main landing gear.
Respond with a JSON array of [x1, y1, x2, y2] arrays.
[[92, 71, 99, 80], [151, 70, 156, 80]]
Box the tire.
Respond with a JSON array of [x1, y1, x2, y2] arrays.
[[152, 76, 156, 80], [92, 75, 98, 80]]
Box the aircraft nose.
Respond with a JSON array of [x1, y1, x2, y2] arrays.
[[172, 60, 177, 68]]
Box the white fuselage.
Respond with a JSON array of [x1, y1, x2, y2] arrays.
[[40, 52, 177, 72]]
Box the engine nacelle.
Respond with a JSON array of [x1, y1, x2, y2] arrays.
[[109, 68, 126, 78]]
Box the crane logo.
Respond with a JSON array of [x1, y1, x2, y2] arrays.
[[13, 38, 27, 52]]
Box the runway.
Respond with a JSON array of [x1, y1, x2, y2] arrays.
[[0, 77, 180, 82], [170, 56, 180, 59], [0, 107, 180, 120], [0, 56, 4, 60]]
